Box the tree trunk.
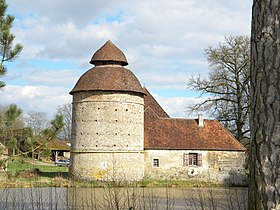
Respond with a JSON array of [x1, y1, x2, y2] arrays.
[[249, 0, 280, 209], [55, 151, 58, 162]]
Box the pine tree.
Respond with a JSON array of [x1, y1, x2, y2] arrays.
[[0, 0, 23, 89]]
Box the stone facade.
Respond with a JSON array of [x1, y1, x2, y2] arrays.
[[144, 149, 246, 185], [70, 91, 144, 181]]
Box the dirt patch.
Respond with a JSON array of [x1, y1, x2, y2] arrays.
[[19, 168, 40, 178]]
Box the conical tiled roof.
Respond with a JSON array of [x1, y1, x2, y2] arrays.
[[89, 40, 128, 66], [70, 66, 145, 94], [70, 41, 145, 95]]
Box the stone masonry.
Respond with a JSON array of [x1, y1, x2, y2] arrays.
[[70, 41, 145, 181], [144, 150, 246, 185]]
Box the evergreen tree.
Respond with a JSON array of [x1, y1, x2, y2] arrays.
[[0, 0, 23, 89]]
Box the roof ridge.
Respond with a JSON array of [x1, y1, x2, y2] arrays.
[[213, 119, 246, 150], [149, 117, 215, 121], [143, 87, 170, 118], [144, 106, 159, 118]]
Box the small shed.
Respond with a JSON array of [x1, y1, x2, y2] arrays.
[[45, 140, 70, 162]]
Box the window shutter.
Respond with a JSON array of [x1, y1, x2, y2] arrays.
[[183, 153, 189, 166], [197, 153, 202, 166]]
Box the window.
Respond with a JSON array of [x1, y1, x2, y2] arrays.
[[153, 159, 159, 167], [183, 153, 202, 166], [189, 153, 198, 166]]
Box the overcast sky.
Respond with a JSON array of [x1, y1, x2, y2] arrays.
[[1, 0, 252, 118]]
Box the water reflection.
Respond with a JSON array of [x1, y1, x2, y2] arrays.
[[0, 187, 248, 210]]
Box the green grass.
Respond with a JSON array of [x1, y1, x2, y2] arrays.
[[7, 157, 68, 173], [0, 157, 70, 187]]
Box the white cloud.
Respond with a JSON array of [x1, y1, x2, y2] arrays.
[[140, 71, 189, 90], [24, 69, 81, 87], [10, 0, 252, 63], [9, 0, 127, 26], [1, 85, 72, 117], [1, 85, 205, 119], [5, 64, 83, 88], [3, 0, 252, 117], [153, 93, 209, 118]]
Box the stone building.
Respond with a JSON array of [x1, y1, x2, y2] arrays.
[[70, 41, 246, 185], [70, 40, 145, 181]]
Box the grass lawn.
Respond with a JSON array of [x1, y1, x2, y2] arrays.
[[7, 157, 68, 173], [0, 157, 69, 187]]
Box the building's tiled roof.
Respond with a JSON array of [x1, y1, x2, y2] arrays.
[[90, 40, 128, 66], [144, 102, 245, 151], [144, 87, 170, 118], [70, 66, 145, 95]]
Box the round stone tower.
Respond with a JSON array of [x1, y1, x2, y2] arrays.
[[69, 40, 145, 181]]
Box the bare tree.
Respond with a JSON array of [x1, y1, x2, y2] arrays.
[[188, 36, 250, 141], [22, 114, 64, 159], [23, 111, 48, 158], [249, 0, 280, 209], [56, 103, 72, 142], [24, 111, 48, 136]]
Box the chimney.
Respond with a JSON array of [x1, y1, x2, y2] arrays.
[[198, 114, 204, 127]]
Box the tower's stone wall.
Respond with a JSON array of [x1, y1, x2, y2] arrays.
[[70, 152, 144, 181], [70, 91, 144, 181]]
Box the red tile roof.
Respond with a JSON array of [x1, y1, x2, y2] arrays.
[[70, 66, 145, 95], [144, 98, 245, 151], [70, 40, 145, 95], [90, 40, 128, 66], [144, 87, 170, 118]]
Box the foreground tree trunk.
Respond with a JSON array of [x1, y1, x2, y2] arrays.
[[249, 0, 280, 209]]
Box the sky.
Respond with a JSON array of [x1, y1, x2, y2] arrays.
[[1, 0, 252, 119]]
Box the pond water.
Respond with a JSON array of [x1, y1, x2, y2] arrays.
[[0, 187, 248, 210]]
